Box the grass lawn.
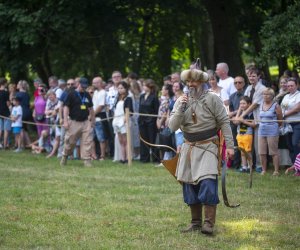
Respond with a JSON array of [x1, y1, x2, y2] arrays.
[[0, 150, 299, 249]]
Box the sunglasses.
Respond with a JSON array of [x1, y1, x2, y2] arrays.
[[89, 92, 94, 94]]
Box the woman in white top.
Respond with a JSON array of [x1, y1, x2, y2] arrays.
[[207, 70, 229, 108], [281, 77, 300, 162], [112, 81, 133, 163]]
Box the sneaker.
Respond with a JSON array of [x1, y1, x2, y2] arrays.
[[0, 143, 3, 149], [255, 167, 263, 173], [238, 167, 247, 173], [261, 171, 266, 175], [14, 148, 22, 153], [272, 171, 279, 176], [60, 156, 68, 166], [155, 163, 164, 168], [133, 155, 140, 160], [84, 160, 92, 167]]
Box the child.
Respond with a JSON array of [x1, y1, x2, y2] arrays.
[[285, 153, 300, 176], [10, 96, 23, 152], [30, 129, 52, 154], [233, 96, 256, 173]]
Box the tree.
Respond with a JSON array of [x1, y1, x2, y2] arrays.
[[258, 1, 300, 74]]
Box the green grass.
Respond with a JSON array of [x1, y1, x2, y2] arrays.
[[0, 151, 299, 249]]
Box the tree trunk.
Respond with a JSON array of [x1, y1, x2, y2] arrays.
[[202, 0, 244, 76]]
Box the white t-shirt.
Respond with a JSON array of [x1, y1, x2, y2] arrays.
[[218, 77, 236, 97], [107, 86, 118, 111], [93, 89, 106, 122], [11, 105, 22, 127], [281, 90, 300, 122]]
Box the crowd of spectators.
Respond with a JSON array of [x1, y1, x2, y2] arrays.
[[0, 65, 299, 176]]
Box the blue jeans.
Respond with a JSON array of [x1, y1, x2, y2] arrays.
[[0, 117, 11, 131], [288, 122, 300, 162], [94, 121, 107, 142]]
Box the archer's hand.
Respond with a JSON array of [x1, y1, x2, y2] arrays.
[[226, 148, 234, 160]]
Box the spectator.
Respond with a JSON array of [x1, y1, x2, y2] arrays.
[[169, 81, 184, 153], [228, 76, 246, 168], [280, 77, 300, 163], [275, 76, 292, 168], [30, 130, 52, 154], [207, 70, 229, 107], [258, 88, 283, 175], [45, 90, 60, 158], [57, 78, 76, 158], [233, 96, 255, 173], [285, 152, 300, 176], [33, 84, 48, 137], [10, 96, 23, 152], [171, 72, 181, 84], [156, 84, 174, 162], [275, 76, 289, 104], [16, 80, 32, 148], [112, 81, 133, 163], [48, 76, 63, 99], [215, 62, 236, 97], [0, 78, 11, 149], [60, 77, 95, 167], [138, 79, 160, 163], [33, 78, 42, 98], [242, 67, 267, 173], [92, 77, 108, 160], [8, 83, 17, 103], [107, 71, 123, 160], [127, 72, 142, 160]]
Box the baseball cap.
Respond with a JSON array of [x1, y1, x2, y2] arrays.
[[79, 77, 89, 88]]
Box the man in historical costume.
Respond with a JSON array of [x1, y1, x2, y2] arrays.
[[168, 68, 234, 235]]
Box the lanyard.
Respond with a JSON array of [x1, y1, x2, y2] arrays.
[[76, 91, 86, 105]]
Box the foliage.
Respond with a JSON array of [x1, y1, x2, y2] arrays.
[[0, 0, 299, 83], [258, 2, 300, 68], [0, 151, 299, 249]]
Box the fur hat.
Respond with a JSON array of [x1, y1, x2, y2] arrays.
[[180, 69, 209, 83]]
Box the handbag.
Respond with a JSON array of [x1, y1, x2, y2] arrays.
[[279, 123, 293, 135], [36, 114, 45, 122], [159, 127, 175, 150]]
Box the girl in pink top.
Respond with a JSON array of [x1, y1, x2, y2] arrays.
[[285, 153, 300, 176], [33, 84, 48, 137]]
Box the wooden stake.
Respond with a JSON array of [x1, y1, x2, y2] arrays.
[[125, 108, 132, 166]]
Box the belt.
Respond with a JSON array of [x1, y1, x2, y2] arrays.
[[183, 128, 218, 142]]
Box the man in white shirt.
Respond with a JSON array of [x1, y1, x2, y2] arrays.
[[92, 76, 107, 160], [242, 68, 267, 173], [215, 62, 236, 97]]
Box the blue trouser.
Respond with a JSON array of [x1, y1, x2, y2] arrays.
[[287, 122, 300, 162], [183, 178, 220, 205]]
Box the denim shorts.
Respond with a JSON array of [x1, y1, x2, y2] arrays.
[[0, 118, 11, 131], [12, 126, 22, 134], [94, 121, 107, 142], [175, 131, 183, 147]]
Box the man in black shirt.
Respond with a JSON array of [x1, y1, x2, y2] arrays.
[[0, 78, 11, 149], [60, 77, 95, 167]]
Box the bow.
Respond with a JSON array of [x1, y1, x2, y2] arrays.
[[139, 135, 177, 154], [235, 146, 253, 188], [221, 145, 252, 208]]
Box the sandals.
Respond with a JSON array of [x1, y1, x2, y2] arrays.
[[272, 171, 279, 176]]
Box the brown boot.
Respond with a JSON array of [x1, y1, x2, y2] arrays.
[[181, 204, 202, 233], [201, 205, 216, 235]]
